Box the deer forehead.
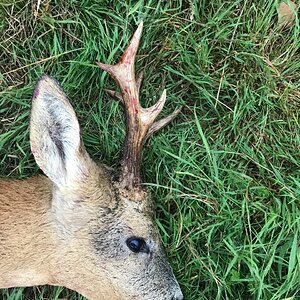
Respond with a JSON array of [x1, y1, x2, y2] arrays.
[[119, 200, 158, 238], [92, 194, 158, 238], [51, 178, 157, 240]]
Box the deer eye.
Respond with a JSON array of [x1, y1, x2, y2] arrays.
[[126, 237, 149, 253]]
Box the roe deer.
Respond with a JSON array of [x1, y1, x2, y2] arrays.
[[0, 22, 183, 300]]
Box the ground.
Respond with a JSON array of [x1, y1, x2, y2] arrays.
[[0, 1, 300, 299]]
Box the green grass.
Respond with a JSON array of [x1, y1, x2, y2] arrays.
[[1, 0, 300, 299]]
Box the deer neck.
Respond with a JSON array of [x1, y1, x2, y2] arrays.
[[0, 176, 56, 287], [0, 176, 122, 299]]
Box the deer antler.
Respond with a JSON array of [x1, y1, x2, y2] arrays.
[[97, 22, 181, 193]]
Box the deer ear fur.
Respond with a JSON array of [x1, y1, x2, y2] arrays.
[[30, 75, 88, 188]]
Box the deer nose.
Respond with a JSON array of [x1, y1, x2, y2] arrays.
[[171, 290, 184, 300]]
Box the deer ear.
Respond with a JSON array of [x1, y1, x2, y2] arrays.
[[30, 75, 88, 188]]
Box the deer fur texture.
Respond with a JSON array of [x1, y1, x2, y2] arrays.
[[0, 23, 183, 300]]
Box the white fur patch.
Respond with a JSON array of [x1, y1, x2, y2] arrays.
[[30, 75, 84, 188]]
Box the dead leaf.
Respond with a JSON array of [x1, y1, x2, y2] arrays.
[[277, 1, 297, 28]]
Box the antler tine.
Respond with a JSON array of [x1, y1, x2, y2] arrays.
[[105, 89, 123, 102], [146, 106, 182, 140], [136, 71, 143, 93], [97, 22, 179, 194], [97, 22, 143, 81]]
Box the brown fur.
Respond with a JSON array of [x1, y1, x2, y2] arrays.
[[0, 170, 180, 299], [0, 73, 182, 299]]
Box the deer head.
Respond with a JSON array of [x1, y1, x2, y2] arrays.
[[0, 23, 183, 300]]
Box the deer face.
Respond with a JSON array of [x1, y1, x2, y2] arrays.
[[90, 195, 182, 300], [30, 75, 183, 300]]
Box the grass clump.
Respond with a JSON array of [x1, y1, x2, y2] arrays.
[[1, 0, 300, 299]]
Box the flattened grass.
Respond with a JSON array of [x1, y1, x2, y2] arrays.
[[1, 1, 300, 299]]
